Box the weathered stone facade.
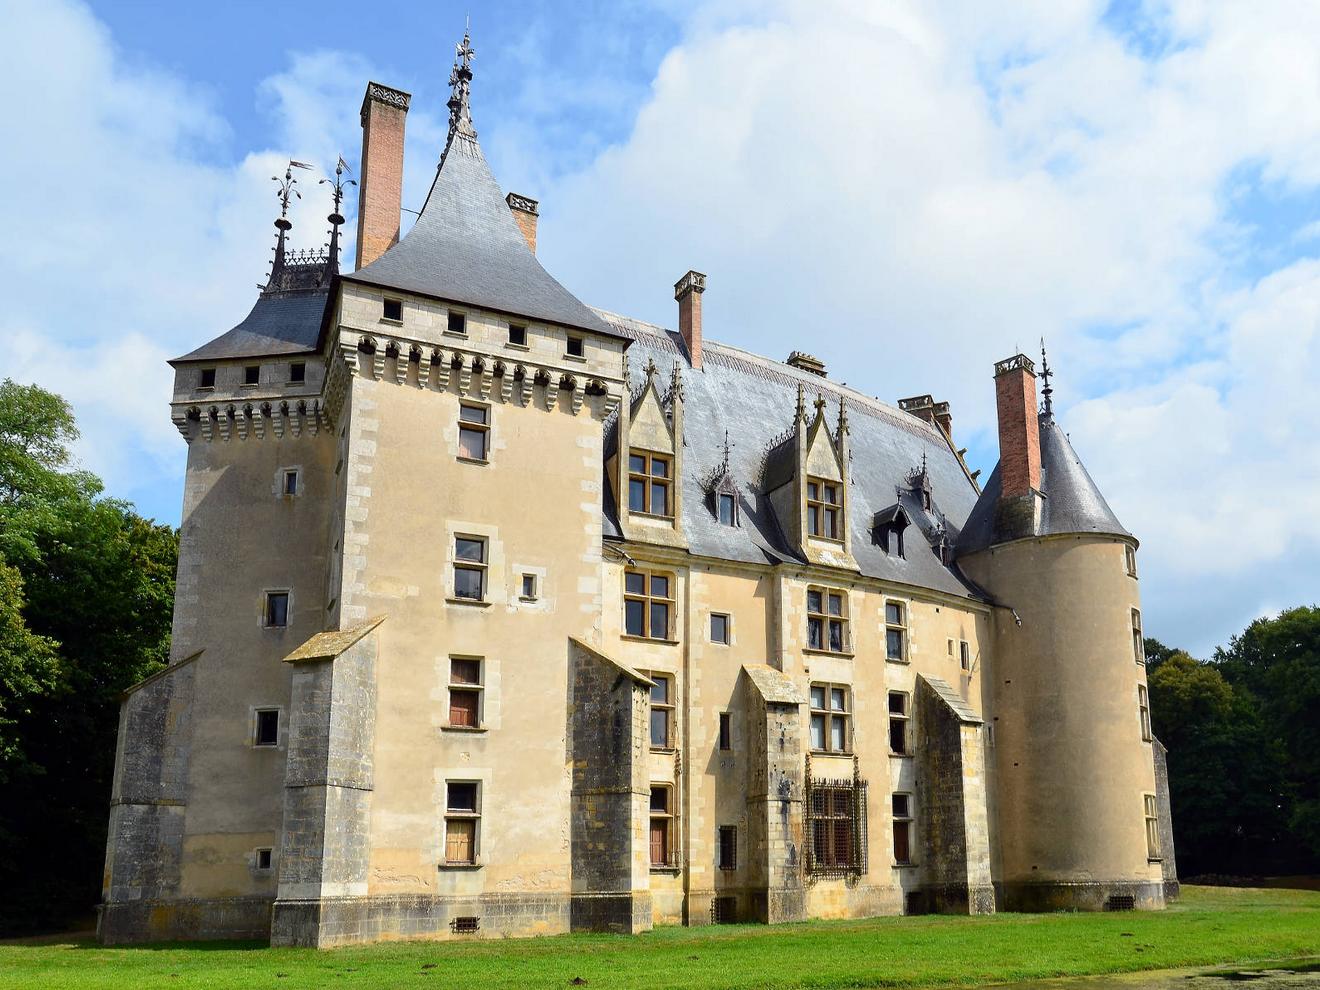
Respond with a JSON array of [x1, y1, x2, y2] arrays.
[[99, 40, 1175, 946]]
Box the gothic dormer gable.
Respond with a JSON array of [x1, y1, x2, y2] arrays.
[[804, 395, 844, 483], [612, 358, 687, 549], [629, 359, 677, 457]]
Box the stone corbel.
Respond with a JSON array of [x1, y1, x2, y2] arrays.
[[392, 346, 409, 385], [602, 390, 621, 419], [308, 400, 322, 436], [290, 404, 303, 438], [417, 350, 432, 390], [272, 403, 287, 440], [171, 408, 191, 442], [478, 365, 493, 400], [433, 350, 451, 391], [217, 407, 233, 442], [544, 372, 560, 411], [200, 409, 216, 443], [518, 367, 533, 406], [499, 365, 514, 403], [338, 339, 360, 377], [253, 405, 268, 441], [372, 343, 388, 381], [456, 355, 473, 397], [566, 376, 583, 415]]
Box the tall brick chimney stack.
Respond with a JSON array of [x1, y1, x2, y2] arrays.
[[506, 193, 539, 252], [675, 270, 707, 370], [355, 82, 411, 271], [993, 354, 1042, 500]]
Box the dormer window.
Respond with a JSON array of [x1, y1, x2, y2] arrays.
[[873, 504, 909, 558], [382, 298, 402, 322], [628, 451, 672, 518], [718, 493, 736, 526], [806, 478, 841, 540], [447, 311, 467, 336], [199, 368, 216, 389]]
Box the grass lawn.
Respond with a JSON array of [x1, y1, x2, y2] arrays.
[[2, 886, 1317, 990]]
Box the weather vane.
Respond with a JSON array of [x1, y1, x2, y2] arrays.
[[273, 160, 313, 227], [1040, 337, 1054, 418]]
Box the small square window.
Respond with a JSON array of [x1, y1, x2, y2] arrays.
[[199, 368, 216, 389], [283, 470, 299, 496], [289, 362, 306, 384], [244, 365, 260, 386], [255, 709, 279, 747], [566, 335, 585, 358], [710, 613, 730, 644], [256, 847, 273, 870], [264, 591, 288, 628], [509, 324, 527, 346], [718, 712, 732, 752], [383, 298, 402, 322], [448, 311, 467, 335], [521, 574, 537, 600]]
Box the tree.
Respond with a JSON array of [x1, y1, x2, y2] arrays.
[[1143, 636, 1179, 672], [0, 561, 61, 774]]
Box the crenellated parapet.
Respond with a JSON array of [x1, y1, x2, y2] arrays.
[[172, 397, 332, 444]]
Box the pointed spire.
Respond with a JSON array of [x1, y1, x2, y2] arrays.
[[319, 157, 355, 276], [837, 395, 850, 438], [1040, 337, 1054, 419], [668, 360, 684, 403], [796, 383, 806, 423], [643, 357, 659, 384], [813, 393, 828, 419], [720, 429, 735, 471], [264, 160, 312, 289], [444, 27, 480, 161]]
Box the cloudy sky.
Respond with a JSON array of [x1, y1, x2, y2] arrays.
[[4, 0, 1319, 657]]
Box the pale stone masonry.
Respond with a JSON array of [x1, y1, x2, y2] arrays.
[[99, 32, 1176, 946]]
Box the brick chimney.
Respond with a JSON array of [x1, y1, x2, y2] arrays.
[[355, 82, 411, 271], [506, 193, 538, 252], [675, 270, 707, 370], [993, 354, 1041, 499]]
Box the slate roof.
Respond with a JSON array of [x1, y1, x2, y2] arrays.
[[598, 311, 985, 600], [919, 673, 983, 724], [343, 114, 623, 340], [955, 414, 1132, 555], [172, 289, 330, 363]]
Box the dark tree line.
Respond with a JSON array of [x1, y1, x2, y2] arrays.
[[1146, 607, 1320, 878], [0, 380, 177, 935]]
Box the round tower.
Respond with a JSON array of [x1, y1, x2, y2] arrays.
[[956, 353, 1165, 911]]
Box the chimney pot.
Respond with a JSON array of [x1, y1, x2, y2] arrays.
[[993, 354, 1041, 500], [787, 351, 827, 377], [506, 192, 539, 253], [355, 81, 411, 271], [675, 270, 706, 370]]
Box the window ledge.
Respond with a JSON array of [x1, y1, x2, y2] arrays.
[[196, 386, 215, 392], [808, 536, 846, 545], [564, 353, 588, 363], [284, 381, 306, 388], [803, 648, 854, 659], [649, 866, 681, 875], [240, 383, 259, 389], [438, 861, 484, 871], [892, 862, 918, 870], [506, 341, 531, 351], [1148, 857, 1164, 864], [456, 456, 489, 466], [441, 725, 488, 734], [628, 511, 676, 522], [650, 746, 677, 755], [888, 752, 913, 759], [621, 634, 679, 646], [809, 749, 853, 757], [443, 330, 469, 340], [379, 317, 404, 327], [885, 657, 910, 665], [518, 595, 539, 603], [445, 598, 492, 608]]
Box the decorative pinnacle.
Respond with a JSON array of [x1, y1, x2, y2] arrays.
[[643, 357, 659, 382], [837, 395, 850, 436], [273, 160, 312, 227], [813, 394, 827, 418], [796, 384, 806, 422], [1040, 338, 1054, 418], [720, 429, 735, 470], [446, 27, 478, 151], [320, 157, 356, 274]]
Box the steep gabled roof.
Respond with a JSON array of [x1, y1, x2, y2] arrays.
[[955, 415, 1132, 555], [343, 41, 624, 340]]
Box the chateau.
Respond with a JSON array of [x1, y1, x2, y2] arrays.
[[99, 35, 1177, 946]]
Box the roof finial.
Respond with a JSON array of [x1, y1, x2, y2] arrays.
[[837, 395, 850, 437], [720, 429, 734, 471], [796, 383, 806, 423], [319, 156, 355, 276], [267, 160, 312, 282], [813, 393, 827, 418], [643, 357, 658, 383], [1040, 337, 1054, 419], [445, 26, 479, 157]]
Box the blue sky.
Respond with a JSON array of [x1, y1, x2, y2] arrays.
[[4, 0, 1320, 657]]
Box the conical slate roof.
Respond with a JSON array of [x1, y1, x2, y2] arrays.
[[344, 42, 622, 339], [955, 414, 1131, 555]]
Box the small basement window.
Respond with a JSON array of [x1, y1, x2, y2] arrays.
[[264, 591, 289, 628], [566, 335, 585, 358], [199, 368, 216, 389], [382, 298, 402, 322], [289, 362, 306, 383], [254, 709, 279, 747], [244, 365, 260, 386], [451, 916, 480, 934], [508, 324, 527, 346], [447, 311, 467, 335]]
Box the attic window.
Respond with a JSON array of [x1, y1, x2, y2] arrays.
[[447, 311, 467, 336], [382, 298, 402, 322], [717, 493, 737, 526], [244, 365, 260, 386], [199, 368, 216, 389], [508, 324, 527, 346], [566, 335, 585, 358], [289, 362, 306, 383]]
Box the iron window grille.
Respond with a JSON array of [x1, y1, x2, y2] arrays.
[[804, 759, 868, 879]]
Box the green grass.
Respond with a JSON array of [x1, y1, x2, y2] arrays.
[[2, 887, 1318, 990]]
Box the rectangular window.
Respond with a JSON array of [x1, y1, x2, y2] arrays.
[[444, 781, 480, 865], [448, 657, 482, 729], [254, 709, 279, 747], [807, 779, 866, 874], [1144, 793, 1161, 859], [627, 451, 672, 517], [458, 403, 490, 461], [718, 825, 737, 871], [244, 365, 260, 386], [809, 683, 851, 753], [1132, 609, 1145, 663], [508, 323, 527, 346], [283, 469, 299, 496], [806, 587, 849, 653], [960, 640, 971, 671], [199, 368, 216, 389], [648, 673, 674, 749], [1126, 544, 1138, 578], [718, 492, 736, 526], [447, 311, 467, 335], [649, 785, 673, 867], [888, 691, 910, 755], [806, 477, 842, 539], [566, 335, 585, 358], [710, 612, 730, 644], [289, 361, 306, 383], [885, 601, 908, 662], [264, 591, 289, 628], [520, 573, 537, 600], [624, 568, 673, 640], [453, 536, 487, 601], [893, 793, 913, 865], [718, 712, 732, 752], [383, 298, 402, 322], [1138, 683, 1152, 741], [255, 847, 273, 871]]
